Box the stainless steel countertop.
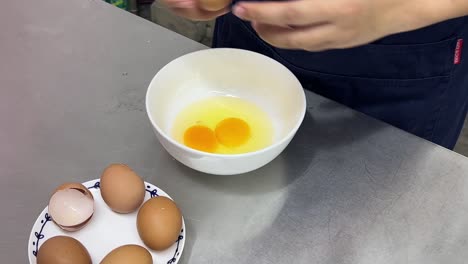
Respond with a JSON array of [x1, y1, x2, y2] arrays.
[[2, 0, 468, 263]]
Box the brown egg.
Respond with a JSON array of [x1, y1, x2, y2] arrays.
[[198, 0, 231, 11], [48, 183, 94, 232], [100, 244, 153, 264], [100, 164, 146, 213], [37, 236, 91, 264], [137, 196, 183, 251]]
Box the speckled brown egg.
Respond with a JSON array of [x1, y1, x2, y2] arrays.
[[36, 236, 91, 264], [137, 196, 183, 251], [100, 164, 145, 213], [100, 244, 153, 264]]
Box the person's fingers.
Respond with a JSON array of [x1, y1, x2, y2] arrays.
[[252, 22, 338, 51], [233, 0, 330, 27], [171, 6, 229, 21]]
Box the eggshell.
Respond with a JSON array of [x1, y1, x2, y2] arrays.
[[48, 183, 94, 232], [36, 236, 91, 264], [54, 182, 93, 198], [100, 164, 146, 213], [100, 244, 153, 264], [198, 0, 231, 11], [137, 196, 183, 251]]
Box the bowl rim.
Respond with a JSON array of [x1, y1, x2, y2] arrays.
[[145, 48, 307, 158]]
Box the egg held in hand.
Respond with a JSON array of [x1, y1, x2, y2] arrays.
[[36, 236, 91, 264], [100, 164, 146, 213], [198, 0, 231, 11], [137, 196, 183, 251]]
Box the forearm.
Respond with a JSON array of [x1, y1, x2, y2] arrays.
[[436, 0, 468, 20], [233, 0, 468, 51], [380, 0, 468, 37]]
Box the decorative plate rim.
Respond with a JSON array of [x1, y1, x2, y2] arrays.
[[27, 178, 186, 264]]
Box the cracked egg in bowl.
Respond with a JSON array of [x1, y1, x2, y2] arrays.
[[146, 48, 306, 175]]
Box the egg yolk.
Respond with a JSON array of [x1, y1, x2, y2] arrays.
[[215, 117, 250, 148], [183, 125, 217, 153]]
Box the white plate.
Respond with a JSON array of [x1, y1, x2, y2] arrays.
[[28, 179, 185, 264]]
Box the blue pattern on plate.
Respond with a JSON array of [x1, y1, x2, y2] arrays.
[[88, 181, 159, 197], [32, 213, 52, 256], [31, 180, 184, 264], [167, 232, 184, 264]]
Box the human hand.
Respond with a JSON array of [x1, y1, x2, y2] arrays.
[[232, 0, 456, 51], [159, 0, 231, 21]]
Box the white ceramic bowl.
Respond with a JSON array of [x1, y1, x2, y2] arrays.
[[146, 48, 306, 175]]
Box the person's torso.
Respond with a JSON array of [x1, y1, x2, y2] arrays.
[[212, 13, 468, 149]]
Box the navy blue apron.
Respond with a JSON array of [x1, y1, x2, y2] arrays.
[[212, 12, 468, 150]]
